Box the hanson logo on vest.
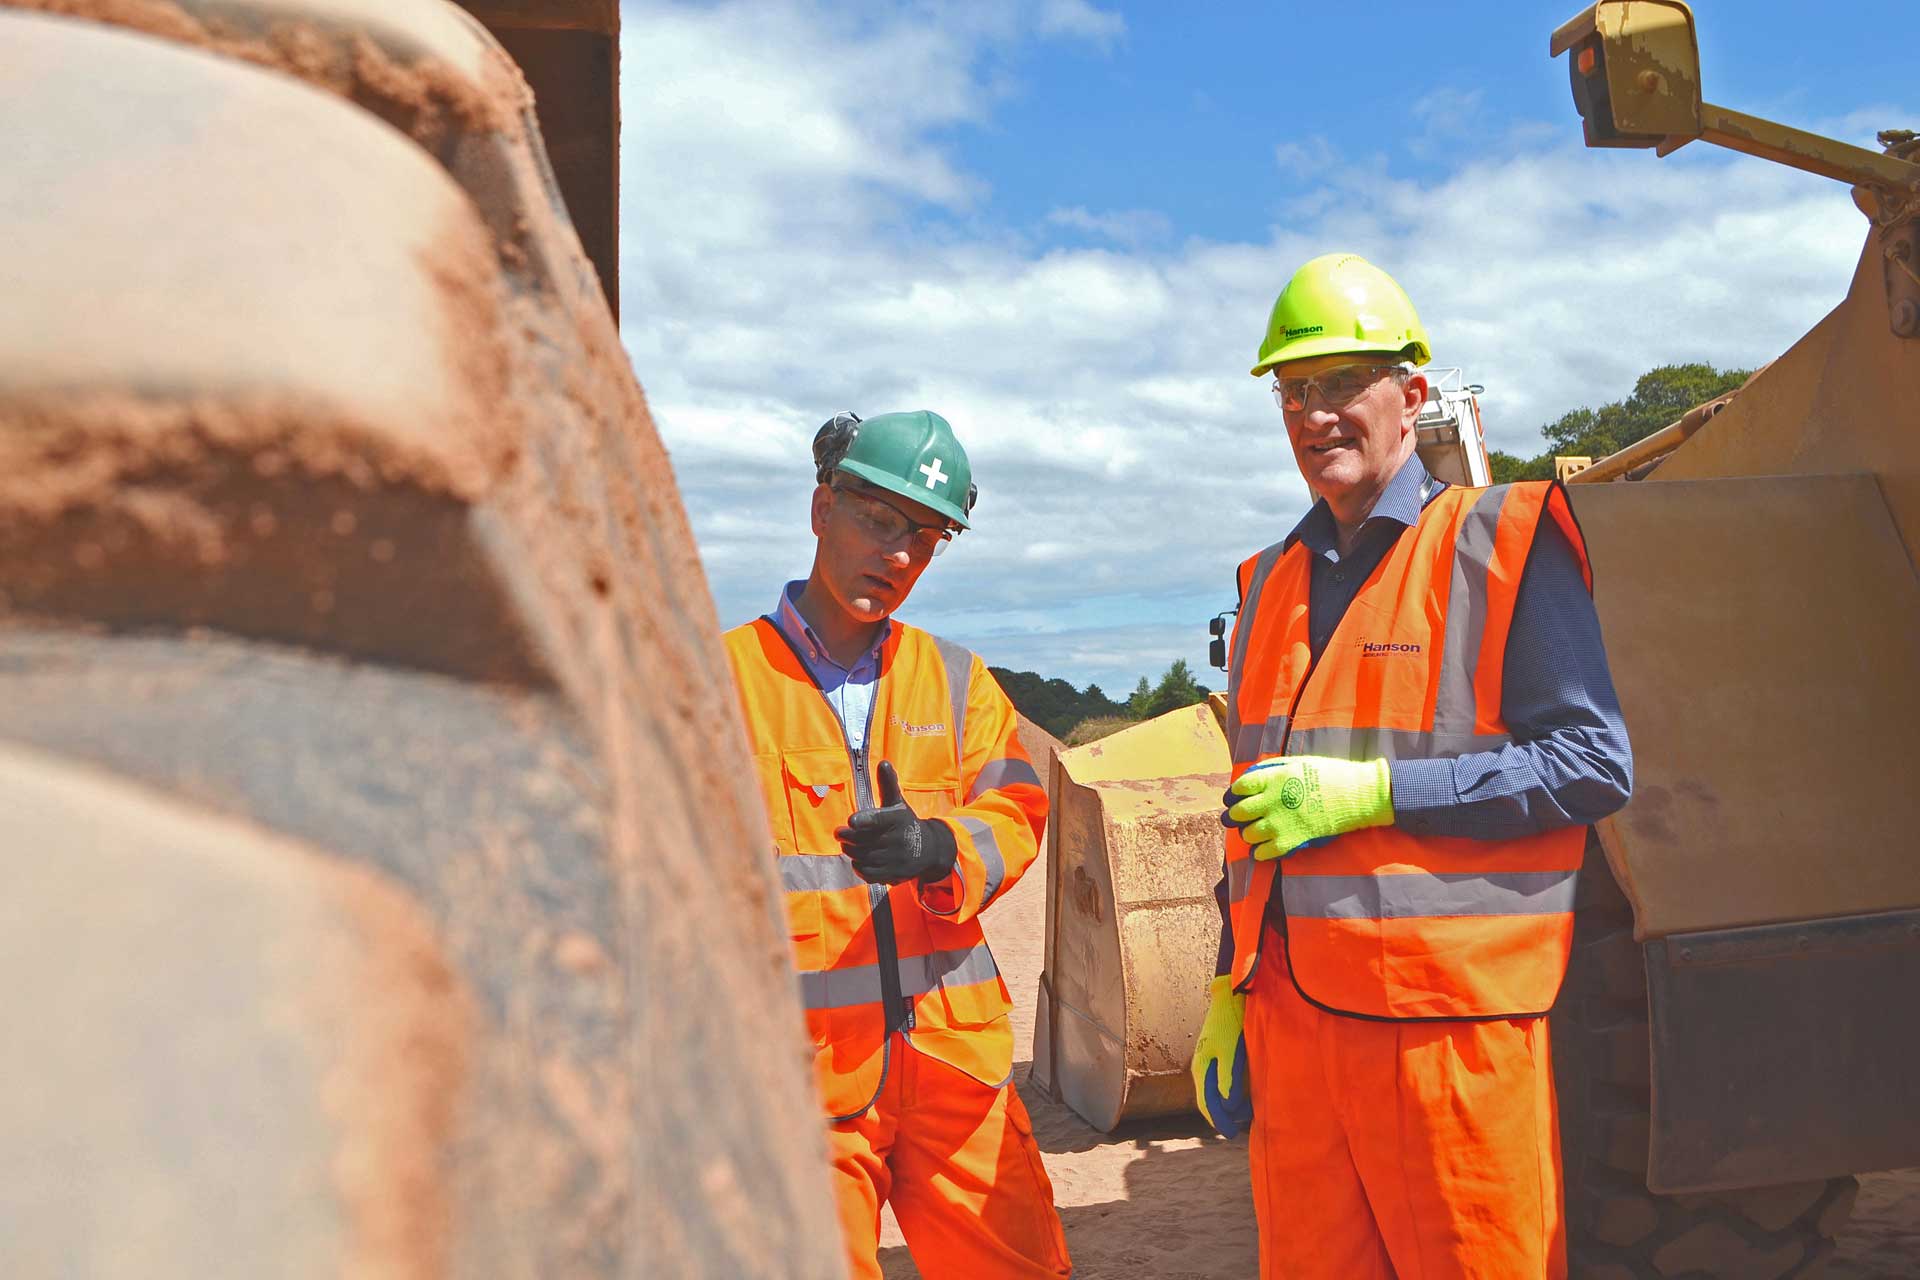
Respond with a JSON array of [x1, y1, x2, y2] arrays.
[[889, 713, 949, 738], [1359, 641, 1423, 657]]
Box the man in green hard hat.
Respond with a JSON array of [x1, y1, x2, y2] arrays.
[[1191, 255, 1633, 1278], [721, 411, 1069, 1280]]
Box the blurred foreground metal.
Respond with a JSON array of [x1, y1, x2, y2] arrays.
[[0, 3, 845, 1275]]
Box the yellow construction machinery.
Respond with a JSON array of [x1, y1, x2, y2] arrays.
[[0, 2, 841, 1274], [1037, 5, 1920, 1276]]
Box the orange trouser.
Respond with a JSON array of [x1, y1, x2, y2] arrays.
[[825, 1032, 1071, 1280], [1244, 930, 1566, 1279]]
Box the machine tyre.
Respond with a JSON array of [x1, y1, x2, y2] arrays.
[[1552, 833, 1859, 1279]]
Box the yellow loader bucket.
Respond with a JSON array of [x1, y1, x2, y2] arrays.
[[1031, 703, 1231, 1130]]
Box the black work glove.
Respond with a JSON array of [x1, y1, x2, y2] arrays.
[[836, 760, 959, 886]]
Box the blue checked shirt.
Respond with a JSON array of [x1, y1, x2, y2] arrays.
[[770, 580, 886, 752]]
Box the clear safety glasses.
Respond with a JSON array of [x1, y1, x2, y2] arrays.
[[1272, 362, 1407, 414], [832, 484, 957, 557]]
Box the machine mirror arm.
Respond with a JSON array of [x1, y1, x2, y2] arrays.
[[1554, 0, 1920, 337], [1660, 113, 1920, 341], [1657, 105, 1920, 201]]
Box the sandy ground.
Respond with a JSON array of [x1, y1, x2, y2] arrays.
[[877, 772, 1920, 1278]]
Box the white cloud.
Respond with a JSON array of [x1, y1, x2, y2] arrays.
[[1035, 0, 1126, 48], [1273, 135, 1339, 173], [618, 0, 1893, 693], [1411, 87, 1484, 137], [1046, 205, 1173, 246]]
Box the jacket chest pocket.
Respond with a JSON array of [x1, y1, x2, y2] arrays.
[[887, 738, 959, 822], [778, 748, 856, 965], [900, 778, 958, 822], [782, 747, 855, 848]]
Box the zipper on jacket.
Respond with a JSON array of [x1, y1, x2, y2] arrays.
[[758, 616, 912, 1114]]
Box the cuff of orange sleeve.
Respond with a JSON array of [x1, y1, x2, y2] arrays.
[[917, 867, 964, 916]]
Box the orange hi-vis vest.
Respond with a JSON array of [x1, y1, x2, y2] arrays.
[[724, 617, 1047, 1120], [1223, 481, 1592, 1021]]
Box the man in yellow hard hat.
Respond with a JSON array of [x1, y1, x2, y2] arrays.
[[1190, 253, 1633, 1278]]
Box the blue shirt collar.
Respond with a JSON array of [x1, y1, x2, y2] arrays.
[[1284, 453, 1441, 555], [773, 580, 888, 675]]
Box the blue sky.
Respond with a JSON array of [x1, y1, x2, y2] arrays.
[[618, 1, 1911, 698], [948, 4, 1908, 244]]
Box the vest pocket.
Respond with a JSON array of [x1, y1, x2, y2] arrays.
[[780, 748, 852, 975], [901, 782, 956, 819], [782, 747, 854, 841], [782, 881, 823, 942], [926, 935, 1011, 1030]]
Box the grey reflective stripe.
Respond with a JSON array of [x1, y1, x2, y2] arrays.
[[931, 634, 973, 774], [967, 757, 1042, 801], [958, 816, 1007, 907], [1226, 859, 1254, 903], [796, 944, 999, 1010], [797, 966, 885, 1010], [1282, 869, 1579, 920], [897, 942, 999, 997], [1286, 725, 1510, 763], [1225, 541, 1287, 752], [1230, 714, 1291, 767], [1434, 486, 1508, 736], [778, 854, 864, 893]]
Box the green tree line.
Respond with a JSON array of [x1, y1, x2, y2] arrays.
[[1487, 362, 1751, 483], [991, 658, 1211, 743]]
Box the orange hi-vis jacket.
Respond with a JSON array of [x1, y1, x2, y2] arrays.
[[725, 617, 1048, 1120], [1223, 481, 1593, 1021]]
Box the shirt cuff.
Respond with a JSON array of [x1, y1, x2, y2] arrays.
[[1389, 757, 1459, 833], [917, 868, 963, 917]]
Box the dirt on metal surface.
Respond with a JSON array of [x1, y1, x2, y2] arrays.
[[0, 5, 844, 1275], [1568, 472, 1920, 938], [1030, 706, 1229, 1132], [308, 825, 476, 1280], [0, 740, 478, 1278], [11, 0, 524, 148]]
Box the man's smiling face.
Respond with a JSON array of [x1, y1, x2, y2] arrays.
[[1277, 354, 1426, 509]]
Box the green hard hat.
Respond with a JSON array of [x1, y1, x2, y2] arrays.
[[812, 409, 976, 530], [1250, 252, 1432, 378]]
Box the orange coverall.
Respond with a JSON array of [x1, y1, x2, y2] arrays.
[[726, 616, 1070, 1279]]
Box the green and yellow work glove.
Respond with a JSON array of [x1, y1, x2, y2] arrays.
[[1190, 975, 1252, 1139], [1223, 756, 1393, 861]]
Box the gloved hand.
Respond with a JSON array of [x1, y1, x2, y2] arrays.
[[836, 760, 959, 885], [1191, 975, 1252, 1139], [1222, 756, 1393, 861]]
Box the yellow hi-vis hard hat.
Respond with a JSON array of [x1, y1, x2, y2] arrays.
[[1250, 253, 1433, 377]]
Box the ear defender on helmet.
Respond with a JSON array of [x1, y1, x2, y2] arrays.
[[964, 481, 978, 517], [812, 411, 862, 483]]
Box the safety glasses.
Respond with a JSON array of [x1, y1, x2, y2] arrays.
[[832, 483, 957, 557], [1272, 363, 1406, 414]]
